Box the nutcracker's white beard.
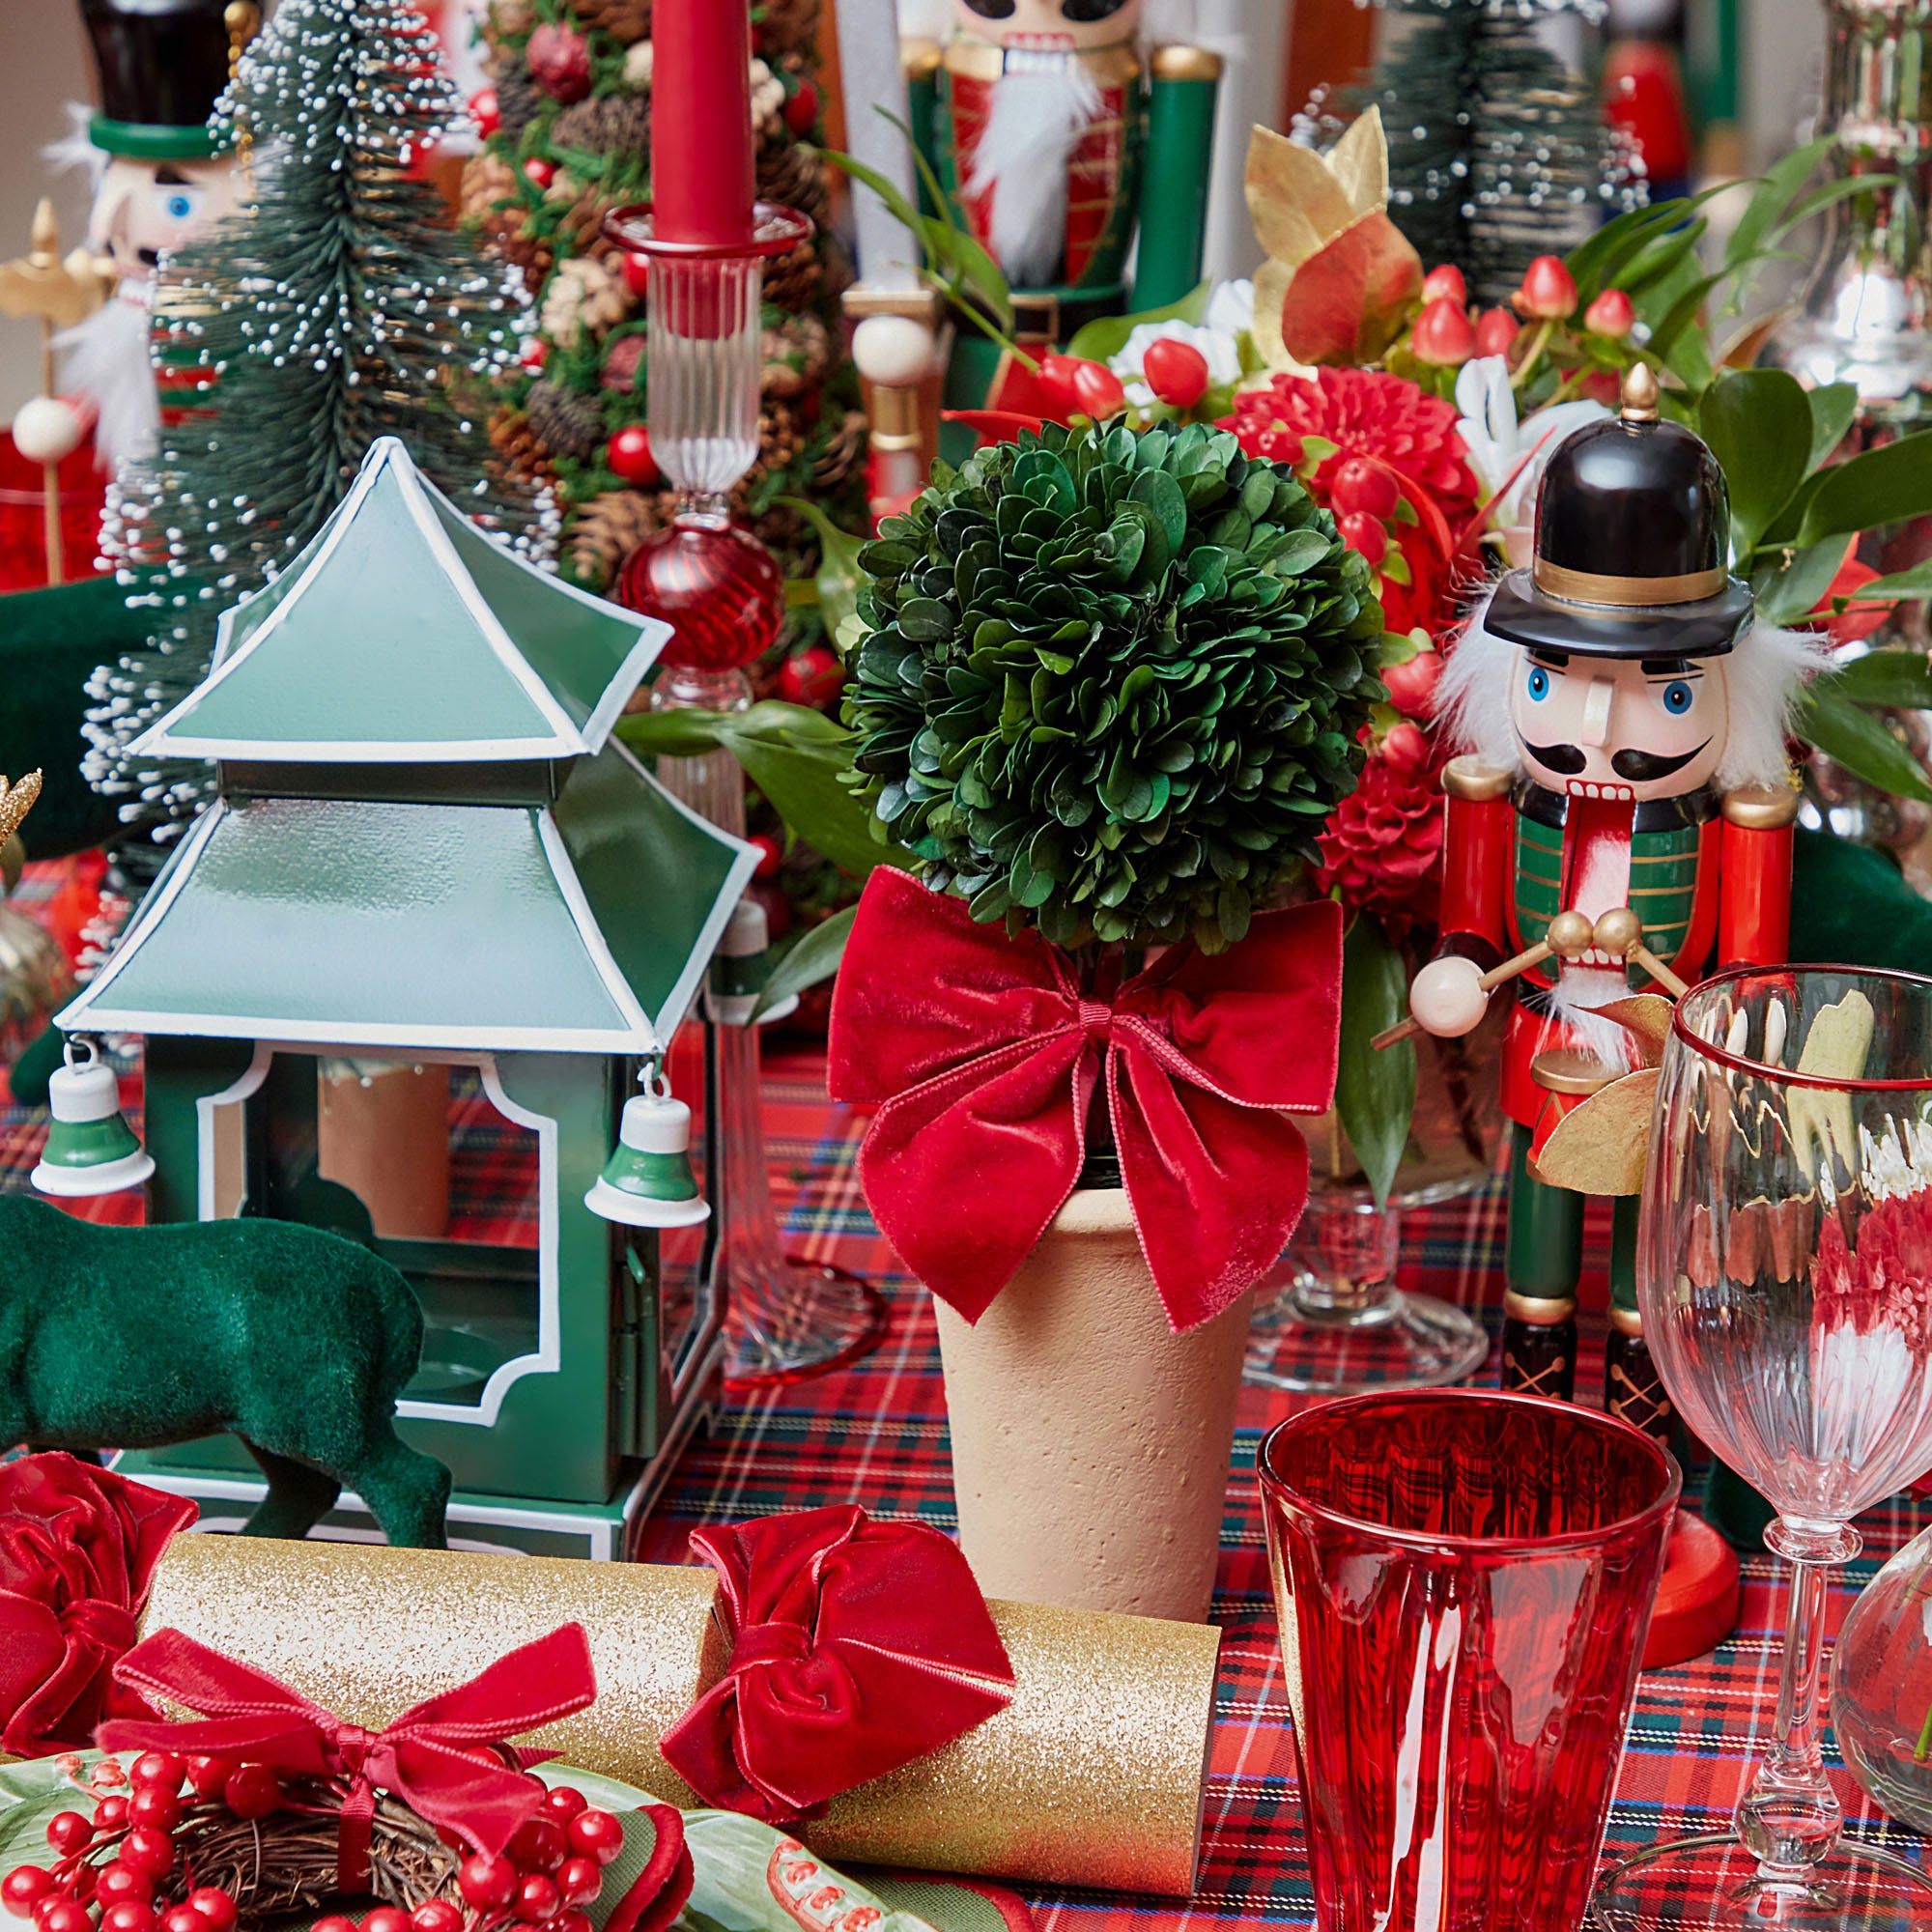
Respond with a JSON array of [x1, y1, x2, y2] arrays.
[[966, 53, 1101, 291], [55, 284, 159, 470]]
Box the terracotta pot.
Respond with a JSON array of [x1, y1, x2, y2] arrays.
[[934, 1187, 1251, 1624]]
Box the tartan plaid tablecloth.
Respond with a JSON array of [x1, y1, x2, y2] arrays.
[[3, 981, 1928, 1924]]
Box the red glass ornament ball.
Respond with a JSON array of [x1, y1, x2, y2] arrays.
[[93, 1868, 151, 1913], [3, 1866, 52, 1916], [507, 1817, 566, 1876], [159, 1908, 207, 1932], [119, 1831, 173, 1881], [775, 644, 842, 710], [606, 426, 659, 489], [1142, 338, 1209, 411], [469, 86, 500, 138], [312, 1918, 358, 1932], [783, 78, 820, 135], [128, 1756, 183, 1797], [44, 1816, 91, 1859], [615, 520, 785, 672], [185, 1890, 236, 1932], [38, 1904, 91, 1932], [522, 157, 557, 191], [127, 1790, 180, 1836], [564, 1811, 622, 1868], [748, 832, 782, 882], [185, 1759, 233, 1804], [222, 1766, 280, 1822], [92, 1798, 128, 1833], [100, 1902, 156, 1932], [513, 1876, 559, 1923], [458, 1855, 517, 1912], [361, 1910, 411, 1932], [409, 1902, 464, 1932], [1338, 512, 1388, 567], [1329, 458, 1401, 524]]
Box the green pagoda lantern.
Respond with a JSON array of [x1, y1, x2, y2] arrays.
[[53, 438, 755, 1559]]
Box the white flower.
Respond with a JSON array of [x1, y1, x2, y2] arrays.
[[1454, 355, 1611, 530], [1108, 279, 1253, 411]]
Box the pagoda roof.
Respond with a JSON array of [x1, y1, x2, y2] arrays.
[[130, 438, 668, 766], [58, 742, 754, 1056]]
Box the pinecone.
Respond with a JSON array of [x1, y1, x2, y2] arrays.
[[460, 151, 520, 224], [488, 0, 534, 33], [555, 184, 624, 265], [496, 63, 542, 145], [812, 409, 867, 495], [480, 201, 550, 298], [570, 488, 672, 589], [756, 139, 830, 231], [759, 238, 822, 312], [491, 407, 559, 496], [568, 0, 651, 41], [553, 92, 649, 156], [753, 0, 819, 60], [760, 312, 831, 398], [527, 380, 605, 463]]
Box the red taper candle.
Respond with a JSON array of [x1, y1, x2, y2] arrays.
[[649, 0, 756, 247]]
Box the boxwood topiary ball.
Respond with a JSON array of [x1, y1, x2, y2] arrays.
[[843, 420, 1387, 952]]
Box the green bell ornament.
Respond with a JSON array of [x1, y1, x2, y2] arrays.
[[583, 1063, 711, 1230], [31, 1034, 154, 1196]]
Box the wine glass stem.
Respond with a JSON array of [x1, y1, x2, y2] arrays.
[[1737, 1520, 1858, 1873]]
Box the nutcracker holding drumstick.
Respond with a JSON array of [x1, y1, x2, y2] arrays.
[[1384, 367, 1828, 1530]]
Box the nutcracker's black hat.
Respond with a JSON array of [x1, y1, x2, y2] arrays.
[[79, 0, 240, 159], [1483, 364, 1754, 659]]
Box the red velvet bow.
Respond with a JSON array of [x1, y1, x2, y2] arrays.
[[827, 868, 1345, 1332], [99, 1625, 596, 1890], [0, 1453, 196, 1757], [660, 1505, 1014, 1826]]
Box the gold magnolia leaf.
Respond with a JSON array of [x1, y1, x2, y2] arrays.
[[0, 770, 42, 850], [1243, 124, 1357, 273], [1594, 994, 1675, 1069], [1326, 107, 1389, 222], [1278, 210, 1424, 367], [1789, 987, 1874, 1179], [1530, 1068, 1661, 1196], [1250, 256, 1293, 371]]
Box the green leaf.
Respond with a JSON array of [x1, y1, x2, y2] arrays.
[[1129, 469, 1187, 551], [779, 496, 867, 639], [1723, 135, 1833, 270], [1699, 370, 1813, 557], [752, 904, 857, 1018], [1799, 685, 1932, 803], [1807, 384, 1860, 471], [1797, 432, 1932, 545], [1817, 651, 1932, 708], [1065, 281, 1213, 365], [1334, 916, 1416, 1209], [1752, 536, 1848, 627], [1847, 558, 1932, 602]]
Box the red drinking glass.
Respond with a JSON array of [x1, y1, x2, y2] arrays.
[[1259, 1389, 1679, 1931]]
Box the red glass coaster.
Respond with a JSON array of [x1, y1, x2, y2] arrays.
[[1640, 1508, 1741, 1669]]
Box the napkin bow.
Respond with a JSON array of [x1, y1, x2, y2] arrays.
[[661, 1506, 1014, 1825], [828, 868, 1343, 1332]]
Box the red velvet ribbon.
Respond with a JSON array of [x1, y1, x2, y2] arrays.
[[99, 1625, 596, 1890], [660, 1505, 1014, 1826], [828, 868, 1345, 1332]]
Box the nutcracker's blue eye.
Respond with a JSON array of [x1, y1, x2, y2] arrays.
[[1662, 680, 1693, 714], [164, 194, 193, 219], [1526, 666, 1549, 701]]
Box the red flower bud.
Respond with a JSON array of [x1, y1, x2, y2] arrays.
[[1142, 338, 1210, 410], [1514, 255, 1579, 321], [1380, 650, 1442, 720], [1474, 307, 1520, 358], [1037, 355, 1126, 423], [1420, 264, 1466, 307], [1380, 721, 1434, 775], [1583, 288, 1634, 338], [1410, 297, 1477, 368]]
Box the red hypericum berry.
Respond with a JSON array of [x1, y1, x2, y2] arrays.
[[38, 1903, 91, 1932], [513, 1878, 559, 1924], [554, 1860, 599, 1909], [1379, 650, 1442, 719], [507, 1818, 567, 1876], [185, 1760, 234, 1804], [361, 1910, 410, 1932], [1142, 337, 1210, 410], [747, 831, 783, 881], [312, 1918, 358, 1932], [1420, 264, 1466, 307], [1380, 721, 1433, 775], [128, 1756, 183, 1797], [1474, 307, 1520, 358], [120, 1830, 173, 1880], [775, 643, 842, 710], [45, 1816, 91, 1859], [4, 1867, 52, 1917], [160, 1908, 206, 1932], [1410, 296, 1476, 368], [222, 1766, 280, 1823], [458, 1856, 518, 1913], [92, 1799, 128, 1832], [93, 1870, 151, 1914], [606, 424, 659, 488], [1328, 457, 1401, 523], [1514, 254, 1579, 321], [565, 1811, 622, 1867], [409, 1902, 463, 1932], [99, 1902, 156, 1932], [541, 1787, 587, 1823], [1338, 512, 1388, 567], [185, 1891, 236, 1932], [783, 78, 820, 136], [127, 1791, 179, 1836], [469, 86, 501, 139], [554, 1912, 592, 1932], [1583, 287, 1634, 338], [522, 157, 557, 192]]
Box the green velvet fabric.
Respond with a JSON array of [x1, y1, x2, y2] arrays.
[[0, 576, 151, 860], [0, 1194, 449, 1546], [1790, 823, 1932, 972], [8, 1024, 61, 1108]]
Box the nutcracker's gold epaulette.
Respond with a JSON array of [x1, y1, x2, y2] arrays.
[[1720, 782, 1801, 829], [1441, 755, 1514, 803], [902, 36, 943, 82], [1151, 44, 1223, 82]]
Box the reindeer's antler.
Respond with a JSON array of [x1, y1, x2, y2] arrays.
[[0, 771, 43, 848]]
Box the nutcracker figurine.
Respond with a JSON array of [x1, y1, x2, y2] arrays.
[[1412, 367, 1825, 1484], [907, 0, 1220, 405]]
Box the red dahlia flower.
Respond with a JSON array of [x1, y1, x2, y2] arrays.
[[1313, 736, 1448, 939]]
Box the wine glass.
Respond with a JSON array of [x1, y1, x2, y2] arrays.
[[1592, 966, 1932, 1929]]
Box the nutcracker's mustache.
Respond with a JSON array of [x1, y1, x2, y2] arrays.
[[1519, 738, 1711, 781]]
